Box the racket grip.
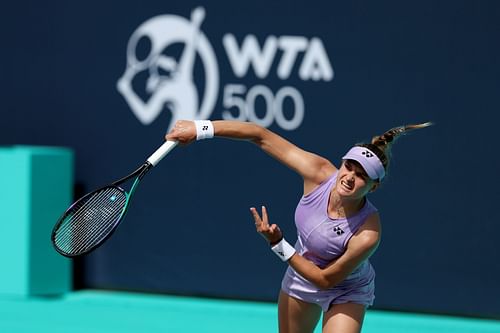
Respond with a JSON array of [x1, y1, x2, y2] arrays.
[[147, 140, 178, 166]]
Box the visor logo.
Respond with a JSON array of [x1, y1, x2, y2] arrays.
[[362, 150, 374, 158]]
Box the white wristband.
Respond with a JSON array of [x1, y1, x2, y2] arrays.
[[271, 238, 296, 262], [194, 120, 214, 140]]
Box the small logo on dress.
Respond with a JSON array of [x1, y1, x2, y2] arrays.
[[333, 226, 344, 235]]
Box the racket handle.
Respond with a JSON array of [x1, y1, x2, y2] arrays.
[[147, 140, 178, 166]]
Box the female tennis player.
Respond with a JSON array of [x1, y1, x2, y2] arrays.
[[166, 120, 431, 333]]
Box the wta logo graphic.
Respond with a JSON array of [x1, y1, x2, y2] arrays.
[[117, 7, 218, 129], [117, 6, 333, 131]]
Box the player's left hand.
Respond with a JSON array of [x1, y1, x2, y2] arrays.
[[250, 206, 283, 245]]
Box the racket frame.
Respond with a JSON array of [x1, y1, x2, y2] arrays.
[[51, 140, 177, 257], [51, 163, 151, 257]]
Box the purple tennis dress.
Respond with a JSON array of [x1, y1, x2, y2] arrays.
[[281, 171, 377, 312]]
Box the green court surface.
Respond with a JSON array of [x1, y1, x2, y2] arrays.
[[0, 290, 499, 333]]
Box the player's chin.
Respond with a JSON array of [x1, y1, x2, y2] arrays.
[[338, 188, 365, 200], [336, 185, 354, 197]]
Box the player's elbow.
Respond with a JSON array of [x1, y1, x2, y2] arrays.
[[250, 124, 270, 145]]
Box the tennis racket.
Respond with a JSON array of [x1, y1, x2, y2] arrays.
[[51, 140, 178, 257]]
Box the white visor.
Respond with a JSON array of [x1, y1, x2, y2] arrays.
[[342, 146, 385, 180]]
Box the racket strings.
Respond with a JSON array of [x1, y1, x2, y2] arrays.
[[54, 187, 127, 255], [55, 189, 122, 253], [56, 188, 126, 254], [66, 187, 127, 252]]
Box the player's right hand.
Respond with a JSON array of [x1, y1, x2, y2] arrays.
[[166, 120, 197, 145]]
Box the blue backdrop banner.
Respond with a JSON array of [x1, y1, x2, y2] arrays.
[[1, 0, 499, 318]]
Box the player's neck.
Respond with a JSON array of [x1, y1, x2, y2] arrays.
[[328, 190, 365, 219]]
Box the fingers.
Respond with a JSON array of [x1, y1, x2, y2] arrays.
[[250, 205, 274, 234], [249, 205, 284, 245], [250, 207, 265, 233], [165, 120, 196, 143], [249, 207, 261, 223], [270, 224, 283, 240], [261, 206, 269, 224], [250, 206, 269, 226], [165, 128, 181, 141]]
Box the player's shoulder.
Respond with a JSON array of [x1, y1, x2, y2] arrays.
[[352, 212, 381, 249], [307, 154, 337, 183]]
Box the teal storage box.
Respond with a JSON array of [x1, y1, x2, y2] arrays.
[[0, 146, 73, 296]]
